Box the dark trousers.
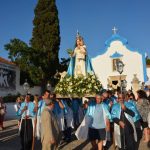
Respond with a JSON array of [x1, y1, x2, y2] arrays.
[[0, 114, 4, 127], [63, 118, 72, 142], [135, 128, 142, 150], [73, 112, 79, 129], [20, 119, 33, 150], [63, 127, 72, 140], [104, 123, 114, 150], [119, 126, 135, 150]]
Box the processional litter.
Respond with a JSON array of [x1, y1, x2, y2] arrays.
[[55, 32, 103, 98]]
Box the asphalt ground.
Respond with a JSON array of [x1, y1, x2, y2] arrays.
[[0, 119, 150, 150]]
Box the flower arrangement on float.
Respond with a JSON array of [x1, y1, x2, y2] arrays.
[[55, 72, 102, 97]]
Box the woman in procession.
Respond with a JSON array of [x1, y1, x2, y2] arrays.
[[0, 97, 6, 130], [136, 90, 150, 142], [14, 96, 23, 127]]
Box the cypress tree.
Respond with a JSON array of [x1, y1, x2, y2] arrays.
[[30, 0, 60, 84]]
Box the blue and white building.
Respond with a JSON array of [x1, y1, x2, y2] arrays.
[[92, 29, 147, 90]]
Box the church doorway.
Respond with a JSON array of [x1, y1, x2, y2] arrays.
[[107, 75, 126, 90]]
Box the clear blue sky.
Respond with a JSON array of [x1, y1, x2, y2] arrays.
[[0, 0, 150, 60]]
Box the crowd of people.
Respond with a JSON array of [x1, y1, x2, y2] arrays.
[[11, 87, 150, 150], [13, 90, 77, 150]]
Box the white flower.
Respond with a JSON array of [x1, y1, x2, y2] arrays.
[[94, 86, 98, 89], [88, 72, 94, 75], [88, 84, 92, 88], [69, 82, 73, 86], [69, 89, 73, 93]]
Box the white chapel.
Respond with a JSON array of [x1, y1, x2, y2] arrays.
[[91, 28, 147, 91]]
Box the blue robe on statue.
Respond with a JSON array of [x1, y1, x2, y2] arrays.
[[67, 55, 94, 76]]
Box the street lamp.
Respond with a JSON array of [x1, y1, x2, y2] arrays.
[[116, 60, 124, 93], [23, 79, 30, 94], [46, 81, 51, 91]]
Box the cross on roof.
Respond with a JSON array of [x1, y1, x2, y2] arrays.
[[112, 27, 118, 34], [76, 29, 80, 38]]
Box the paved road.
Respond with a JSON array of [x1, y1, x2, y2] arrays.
[[0, 119, 150, 150]]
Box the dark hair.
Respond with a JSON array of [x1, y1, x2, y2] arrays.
[[42, 90, 51, 96], [50, 92, 56, 99], [96, 93, 101, 97], [45, 90, 51, 94], [129, 92, 135, 100], [84, 100, 88, 104], [26, 93, 31, 96], [125, 93, 130, 99], [137, 90, 147, 99], [75, 36, 84, 47], [117, 93, 125, 99], [100, 89, 107, 95], [107, 90, 113, 95]]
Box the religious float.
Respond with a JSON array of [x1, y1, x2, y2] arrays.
[[55, 32, 103, 98]]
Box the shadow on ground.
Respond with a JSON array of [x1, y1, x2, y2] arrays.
[[0, 119, 149, 150], [72, 140, 89, 150]]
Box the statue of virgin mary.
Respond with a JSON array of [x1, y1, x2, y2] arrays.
[[67, 32, 94, 77], [55, 32, 102, 97]]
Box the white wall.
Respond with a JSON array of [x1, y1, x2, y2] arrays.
[[147, 67, 150, 80], [0, 86, 42, 97], [92, 41, 144, 90]]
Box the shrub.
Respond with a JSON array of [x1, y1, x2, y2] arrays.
[[3, 93, 21, 103]]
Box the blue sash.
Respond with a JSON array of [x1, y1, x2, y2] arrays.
[[124, 101, 141, 122]]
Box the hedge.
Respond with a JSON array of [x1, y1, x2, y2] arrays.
[[3, 93, 21, 103], [3, 93, 35, 103]]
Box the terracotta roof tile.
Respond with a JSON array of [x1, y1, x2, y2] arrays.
[[0, 57, 15, 65]]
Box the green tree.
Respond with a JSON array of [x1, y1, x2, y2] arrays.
[[4, 39, 43, 85], [146, 57, 150, 65], [59, 57, 70, 72], [30, 0, 60, 85], [5, 0, 60, 86]]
